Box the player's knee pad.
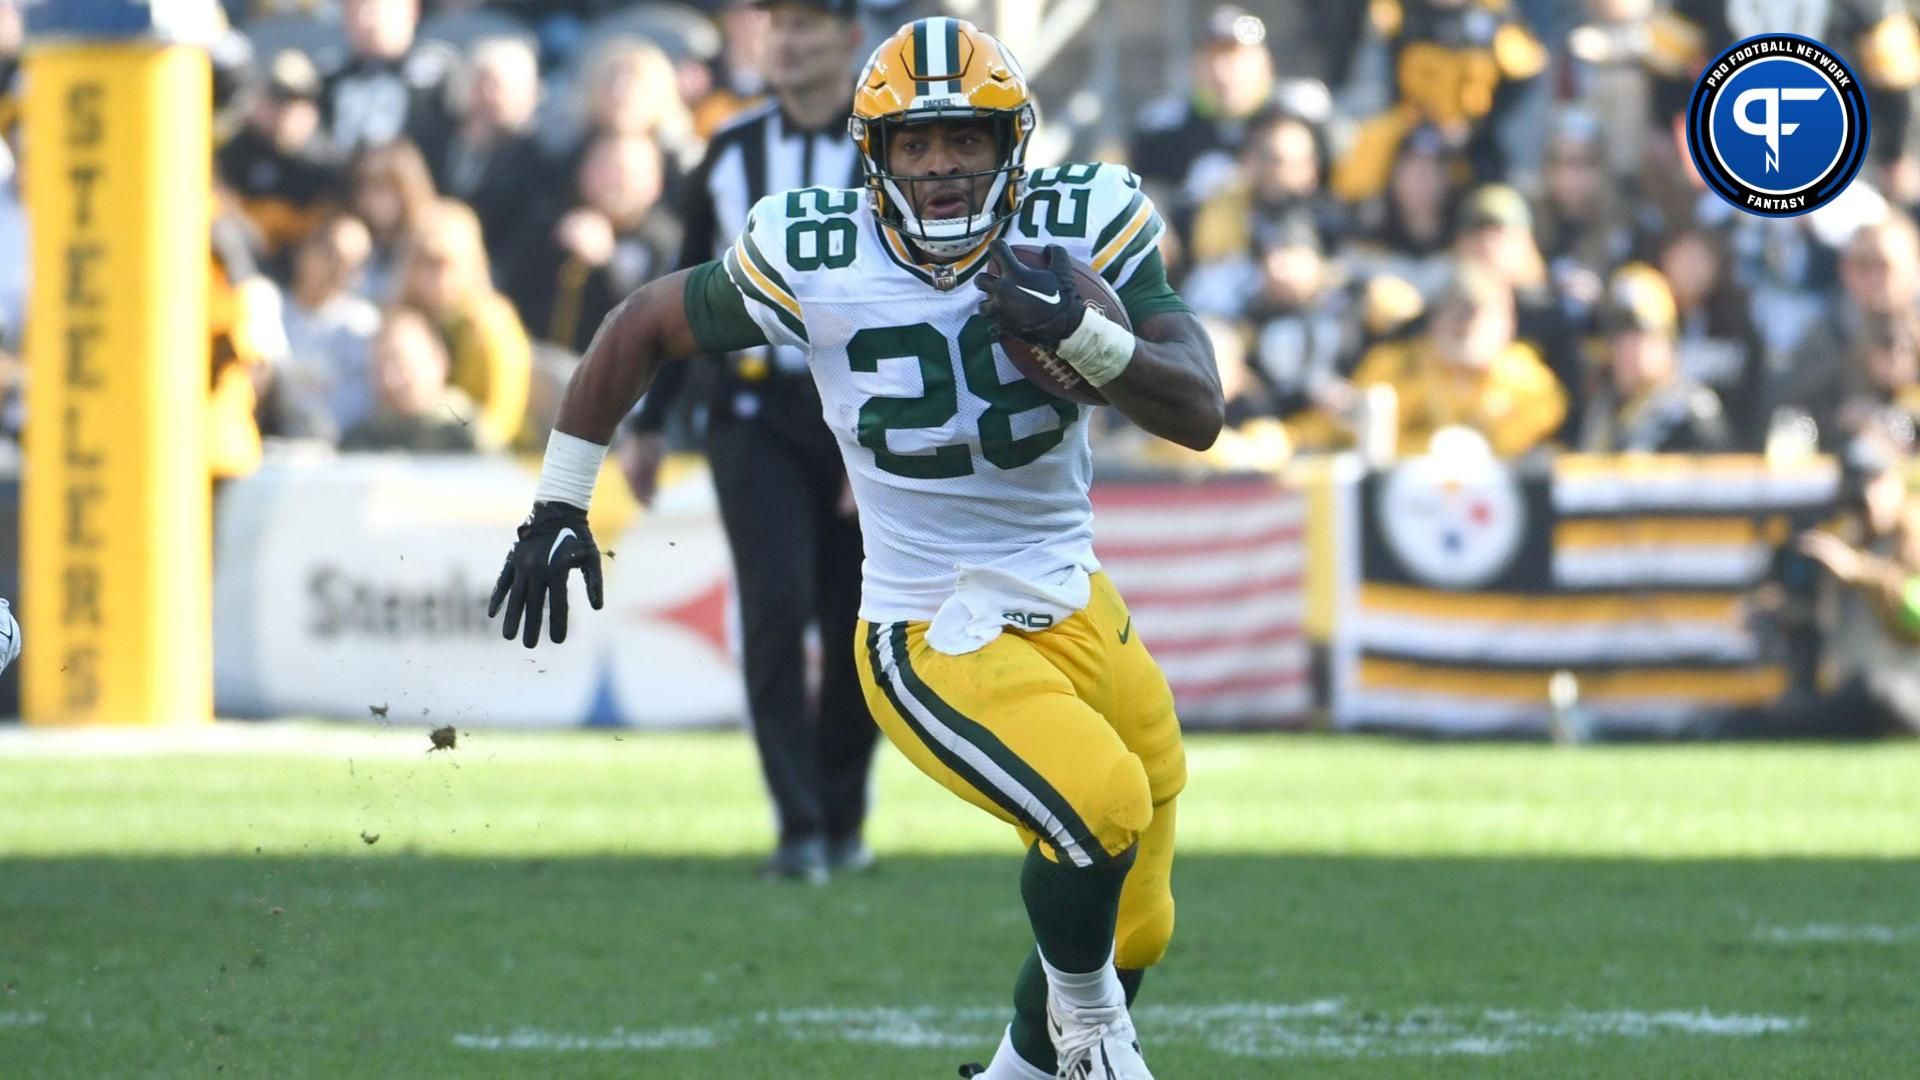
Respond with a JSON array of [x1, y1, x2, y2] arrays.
[[1145, 737, 1187, 806], [1083, 752, 1152, 861], [1114, 884, 1175, 970]]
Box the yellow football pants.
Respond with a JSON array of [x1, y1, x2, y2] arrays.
[[856, 571, 1186, 969]]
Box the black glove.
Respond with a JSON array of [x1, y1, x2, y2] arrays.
[[488, 501, 605, 648], [974, 240, 1086, 347]]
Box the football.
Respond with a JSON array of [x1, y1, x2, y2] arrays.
[[995, 245, 1128, 406]]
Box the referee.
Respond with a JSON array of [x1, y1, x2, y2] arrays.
[[619, 0, 876, 883]]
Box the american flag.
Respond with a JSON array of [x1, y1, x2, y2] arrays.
[[1092, 479, 1311, 728]]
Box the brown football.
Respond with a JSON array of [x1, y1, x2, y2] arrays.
[[994, 245, 1127, 406]]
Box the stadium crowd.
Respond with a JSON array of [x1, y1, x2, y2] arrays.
[[0, 0, 1913, 469], [3, 0, 1920, 729]]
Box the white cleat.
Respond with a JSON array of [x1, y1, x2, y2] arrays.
[[1046, 999, 1153, 1080]]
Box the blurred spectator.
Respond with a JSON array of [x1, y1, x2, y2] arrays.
[[1289, 264, 1565, 458], [1332, 0, 1549, 201], [693, 0, 772, 138], [0, 121, 19, 446], [505, 130, 678, 354], [1656, 224, 1768, 447], [1563, 0, 1658, 182], [340, 307, 483, 453], [396, 198, 530, 449], [1788, 431, 1920, 735], [275, 212, 383, 440], [323, 0, 456, 155], [566, 36, 701, 199], [1772, 214, 1920, 450], [1629, 109, 1706, 244], [1342, 125, 1464, 300], [231, 2, 341, 16], [0, 104, 23, 363], [1186, 217, 1356, 423], [1535, 111, 1633, 327], [1130, 6, 1278, 248], [1453, 183, 1583, 433], [1300, 1, 1378, 89], [401, 37, 545, 265], [1846, 311, 1920, 447], [1576, 263, 1732, 453], [421, 35, 546, 266], [345, 139, 437, 303], [0, 2, 22, 109], [1187, 106, 1343, 267], [218, 49, 344, 270], [210, 197, 293, 481]]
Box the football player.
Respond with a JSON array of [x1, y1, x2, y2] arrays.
[[488, 17, 1222, 1080]]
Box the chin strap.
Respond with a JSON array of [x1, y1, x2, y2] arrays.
[[905, 222, 1005, 268]]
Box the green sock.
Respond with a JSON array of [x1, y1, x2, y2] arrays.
[[1010, 956, 1149, 1071], [1010, 844, 1138, 1069], [1010, 948, 1055, 1073], [1020, 842, 1135, 972], [1119, 967, 1144, 1006]]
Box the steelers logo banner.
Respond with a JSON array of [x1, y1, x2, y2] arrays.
[[1686, 33, 1871, 218]]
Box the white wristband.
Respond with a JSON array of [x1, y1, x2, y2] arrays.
[[533, 430, 608, 509], [1054, 308, 1136, 388]]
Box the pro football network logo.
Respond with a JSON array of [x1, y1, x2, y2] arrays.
[[1686, 33, 1870, 218]]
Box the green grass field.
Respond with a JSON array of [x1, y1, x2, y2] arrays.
[[3, 725, 1918, 1078]]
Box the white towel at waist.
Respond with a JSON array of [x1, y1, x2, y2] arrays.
[[924, 563, 1091, 656]]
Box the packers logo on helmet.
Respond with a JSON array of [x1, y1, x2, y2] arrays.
[[848, 17, 1036, 261]]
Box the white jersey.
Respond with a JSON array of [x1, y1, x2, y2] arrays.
[[719, 162, 1170, 623]]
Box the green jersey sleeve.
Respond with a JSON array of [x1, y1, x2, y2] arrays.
[[1114, 248, 1192, 326], [682, 260, 770, 355]]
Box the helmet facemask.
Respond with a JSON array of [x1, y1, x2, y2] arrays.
[[852, 104, 1035, 259]]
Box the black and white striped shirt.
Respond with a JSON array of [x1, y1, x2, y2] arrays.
[[631, 100, 864, 435], [686, 100, 865, 269]]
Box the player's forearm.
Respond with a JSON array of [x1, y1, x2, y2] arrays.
[[1094, 314, 1225, 452], [554, 295, 671, 445], [536, 272, 699, 509]]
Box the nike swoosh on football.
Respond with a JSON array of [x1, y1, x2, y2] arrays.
[[1016, 284, 1061, 304], [548, 527, 577, 564]]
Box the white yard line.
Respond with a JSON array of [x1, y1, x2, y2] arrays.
[[0, 1011, 47, 1028], [1756, 923, 1920, 945], [450, 1000, 1807, 1059], [452, 1028, 718, 1052], [0, 721, 433, 759]]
